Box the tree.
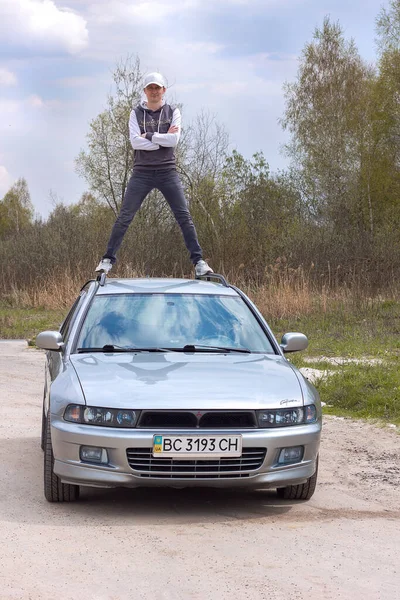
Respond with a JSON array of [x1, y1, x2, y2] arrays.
[[375, 0, 400, 179], [281, 18, 377, 239], [0, 178, 33, 238], [178, 110, 229, 244], [376, 0, 400, 53], [371, 0, 400, 237], [218, 151, 301, 274], [76, 55, 143, 215]]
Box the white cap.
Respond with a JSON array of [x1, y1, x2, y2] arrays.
[[143, 72, 166, 88]]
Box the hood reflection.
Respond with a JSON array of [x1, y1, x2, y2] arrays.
[[120, 355, 187, 385]]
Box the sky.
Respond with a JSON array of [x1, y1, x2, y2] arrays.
[[0, 0, 385, 217]]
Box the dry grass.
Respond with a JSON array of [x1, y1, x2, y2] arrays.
[[249, 282, 330, 320], [5, 271, 87, 310], [234, 263, 355, 320], [1, 262, 378, 319], [3, 265, 167, 309]]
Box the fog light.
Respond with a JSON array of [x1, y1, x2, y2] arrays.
[[278, 446, 304, 464], [80, 446, 108, 464]]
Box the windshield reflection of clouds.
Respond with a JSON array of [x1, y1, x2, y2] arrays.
[[78, 294, 274, 353]]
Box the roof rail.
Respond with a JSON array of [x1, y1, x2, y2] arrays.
[[195, 273, 229, 287], [96, 272, 107, 286], [80, 279, 96, 291]]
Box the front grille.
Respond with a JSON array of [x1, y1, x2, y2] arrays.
[[137, 410, 257, 428], [199, 412, 255, 428], [139, 412, 197, 428], [126, 447, 266, 479]]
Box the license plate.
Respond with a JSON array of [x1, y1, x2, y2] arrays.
[[153, 435, 242, 458]]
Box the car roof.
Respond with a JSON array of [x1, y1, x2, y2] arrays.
[[94, 278, 240, 297]]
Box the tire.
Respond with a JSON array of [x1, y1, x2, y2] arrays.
[[44, 417, 80, 502], [276, 456, 319, 501], [40, 404, 46, 451]]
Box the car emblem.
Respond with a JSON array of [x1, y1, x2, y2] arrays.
[[196, 411, 203, 417], [280, 399, 297, 405]]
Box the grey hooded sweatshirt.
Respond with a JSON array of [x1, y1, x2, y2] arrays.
[[129, 100, 181, 171]]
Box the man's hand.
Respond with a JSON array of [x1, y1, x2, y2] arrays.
[[140, 126, 178, 138]]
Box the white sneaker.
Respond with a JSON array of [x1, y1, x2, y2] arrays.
[[95, 258, 113, 273], [195, 259, 213, 277]]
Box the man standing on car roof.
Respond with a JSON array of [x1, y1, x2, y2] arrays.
[[95, 72, 213, 278]]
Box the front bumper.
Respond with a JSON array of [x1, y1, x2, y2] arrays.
[[51, 415, 321, 489]]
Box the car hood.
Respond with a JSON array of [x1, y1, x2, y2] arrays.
[[70, 352, 304, 409], [71, 352, 303, 409]]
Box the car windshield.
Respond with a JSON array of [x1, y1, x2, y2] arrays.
[[76, 293, 275, 353]]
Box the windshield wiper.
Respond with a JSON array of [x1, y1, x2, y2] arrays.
[[167, 344, 251, 354], [77, 344, 251, 354], [77, 345, 169, 353]]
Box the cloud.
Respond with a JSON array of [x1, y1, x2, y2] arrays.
[[0, 99, 20, 116], [210, 81, 248, 96], [184, 42, 224, 54], [0, 166, 13, 196], [84, 0, 293, 32], [0, 68, 17, 86], [87, 0, 180, 24], [87, 0, 199, 24], [85, 0, 271, 28], [56, 75, 98, 88], [174, 82, 206, 93], [0, 0, 89, 56], [0, 94, 57, 135], [0, 95, 47, 115], [26, 94, 45, 108]]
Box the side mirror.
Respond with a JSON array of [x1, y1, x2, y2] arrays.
[[280, 332, 308, 353], [36, 331, 65, 352]]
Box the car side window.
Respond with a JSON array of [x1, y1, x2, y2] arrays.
[[60, 292, 87, 343]]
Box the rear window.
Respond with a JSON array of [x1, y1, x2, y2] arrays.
[[76, 293, 275, 353]]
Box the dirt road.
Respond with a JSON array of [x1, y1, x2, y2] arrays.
[[0, 341, 399, 600]]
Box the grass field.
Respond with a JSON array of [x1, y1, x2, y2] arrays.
[[0, 304, 65, 342], [271, 299, 400, 426], [1, 294, 399, 426], [315, 361, 400, 424]]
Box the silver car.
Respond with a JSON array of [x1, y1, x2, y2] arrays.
[[36, 274, 321, 503]]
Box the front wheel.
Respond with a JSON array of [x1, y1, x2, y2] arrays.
[[40, 404, 46, 451], [44, 417, 80, 502], [276, 456, 319, 501]]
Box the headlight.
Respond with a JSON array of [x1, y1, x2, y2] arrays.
[[64, 405, 139, 428], [257, 404, 317, 427]]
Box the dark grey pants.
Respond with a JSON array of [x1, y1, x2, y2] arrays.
[[104, 169, 203, 265]]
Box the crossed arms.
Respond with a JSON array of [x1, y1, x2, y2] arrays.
[[129, 108, 181, 152]]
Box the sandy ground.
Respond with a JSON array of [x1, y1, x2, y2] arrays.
[[0, 340, 399, 600]]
